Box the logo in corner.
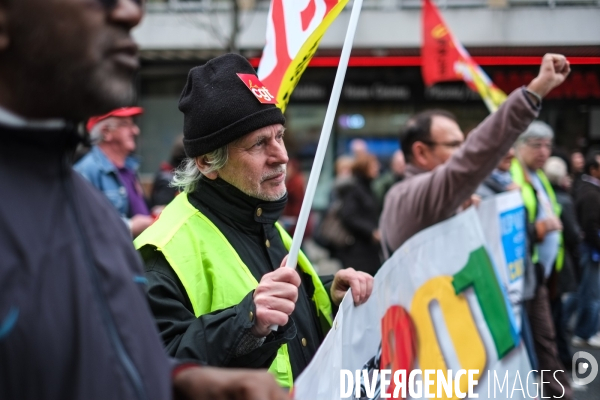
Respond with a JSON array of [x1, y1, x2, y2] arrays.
[[236, 73, 278, 104], [572, 351, 598, 385]]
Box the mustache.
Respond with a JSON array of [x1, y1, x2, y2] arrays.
[[261, 165, 287, 182]]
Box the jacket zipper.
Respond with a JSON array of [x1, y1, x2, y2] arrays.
[[60, 146, 148, 400]]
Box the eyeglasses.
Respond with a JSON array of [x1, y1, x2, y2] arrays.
[[107, 119, 138, 130], [97, 0, 144, 10], [422, 140, 464, 149], [524, 141, 552, 150]]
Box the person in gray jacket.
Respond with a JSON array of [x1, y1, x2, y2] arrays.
[[379, 54, 570, 257]]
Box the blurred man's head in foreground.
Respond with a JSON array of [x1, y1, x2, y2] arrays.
[[0, 0, 144, 120]]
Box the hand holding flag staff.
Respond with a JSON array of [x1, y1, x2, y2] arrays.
[[257, 0, 364, 329]]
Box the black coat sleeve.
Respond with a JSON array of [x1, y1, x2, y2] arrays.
[[142, 247, 296, 368]]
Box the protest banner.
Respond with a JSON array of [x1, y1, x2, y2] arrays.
[[294, 205, 537, 399], [421, 0, 507, 113], [477, 191, 528, 330], [257, 0, 349, 112]]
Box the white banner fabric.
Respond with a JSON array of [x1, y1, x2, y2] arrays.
[[294, 205, 535, 399]]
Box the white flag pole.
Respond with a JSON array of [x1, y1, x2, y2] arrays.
[[285, 0, 363, 270], [275, 0, 362, 317], [271, 1, 363, 331], [285, 0, 363, 273]]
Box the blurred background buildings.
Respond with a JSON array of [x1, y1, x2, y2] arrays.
[[135, 0, 600, 209]]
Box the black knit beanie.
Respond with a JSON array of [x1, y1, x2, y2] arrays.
[[179, 53, 286, 157]]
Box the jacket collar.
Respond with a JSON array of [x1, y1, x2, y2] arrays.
[[190, 177, 287, 233], [0, 120, 81, 154], [404, 163, 428, 179], [582, 174, 600, 188], [90, 145, 139, 174], [0, 105, 67, 130]]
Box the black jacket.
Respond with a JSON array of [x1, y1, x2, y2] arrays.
[[552, 184, 582, 292], [0, 123, 171, 400], [575, 176, 600, 252], [337, 176, 382, 276], [140, 177, 334, 380]]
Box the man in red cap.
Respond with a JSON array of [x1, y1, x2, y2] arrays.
[[75, 106, 153, 237]]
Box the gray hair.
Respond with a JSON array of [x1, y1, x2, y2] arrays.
[[517, 120, 554, 144], [171, 145, 229, 193], [89, 119, 110, 144], [544, 156, 567, 185]]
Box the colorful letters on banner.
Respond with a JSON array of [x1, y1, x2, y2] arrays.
[[294, 201, 534, 399]]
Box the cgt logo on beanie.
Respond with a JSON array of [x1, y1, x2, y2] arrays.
[[178, 53, 285, 159], [237, 74, 278, 104]]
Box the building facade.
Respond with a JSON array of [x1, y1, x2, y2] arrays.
[[136, 0, 600, 208]]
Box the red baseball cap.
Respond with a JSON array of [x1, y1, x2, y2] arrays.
[[86, 107, 144, 132]]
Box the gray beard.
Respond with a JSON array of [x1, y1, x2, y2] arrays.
[[236, 183, 287, 202], [224, 165, 287, 202], [248, 189, 287, 202]]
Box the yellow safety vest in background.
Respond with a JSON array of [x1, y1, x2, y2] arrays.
[[510, 159, 564, 271], [135, 194, 333, 387]]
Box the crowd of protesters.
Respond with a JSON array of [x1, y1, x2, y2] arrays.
[[1, 1, 598, 400], [318, 96, 600, 400]]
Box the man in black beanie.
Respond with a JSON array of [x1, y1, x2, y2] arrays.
[[135, 53, 373, 387]]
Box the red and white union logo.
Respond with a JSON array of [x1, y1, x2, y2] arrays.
[[236, 73, 278, 104]]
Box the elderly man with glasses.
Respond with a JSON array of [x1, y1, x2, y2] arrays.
[[509, 121, 573, 399]]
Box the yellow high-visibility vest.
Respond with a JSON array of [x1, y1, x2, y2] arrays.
[[135, 193, 333, 387], [510, 159, 564, 271]]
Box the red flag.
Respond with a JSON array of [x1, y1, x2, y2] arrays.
[[421, 0, 463, 86], [421, 0, 506, 112]]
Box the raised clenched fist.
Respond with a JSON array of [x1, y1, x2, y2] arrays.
[[527, 54, 571, 98]]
